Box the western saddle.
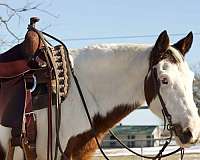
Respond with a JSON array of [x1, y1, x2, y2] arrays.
[[0, 17, 70, 160]]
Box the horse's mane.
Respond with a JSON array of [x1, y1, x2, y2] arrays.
[[69, 43, 153, 59]]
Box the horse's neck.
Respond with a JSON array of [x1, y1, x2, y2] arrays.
[[69, 44, 152, 117]]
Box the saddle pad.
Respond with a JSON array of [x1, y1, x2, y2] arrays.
[[0, 77, 26, 128]]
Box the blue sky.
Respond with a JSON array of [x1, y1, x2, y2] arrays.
[[1, 0, 199, 125], [1, 0, 200, 66], [121, 108, 162, 126]]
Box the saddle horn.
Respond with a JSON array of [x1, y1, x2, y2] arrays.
[[30, 17, 40, 28]]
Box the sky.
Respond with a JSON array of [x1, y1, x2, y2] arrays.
[[1, 0, 200, 125], [120, 108, 162, 126], [1, 0, 200, 67]]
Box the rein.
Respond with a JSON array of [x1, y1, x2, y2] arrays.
[[28, 26, 184, 159], [107, 67, 184, 160]]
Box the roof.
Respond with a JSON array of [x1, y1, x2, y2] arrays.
[[120, 108, 163, 126], [112, 125, 157, 135]]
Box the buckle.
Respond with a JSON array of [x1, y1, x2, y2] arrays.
[[30, 74, 37, 93]]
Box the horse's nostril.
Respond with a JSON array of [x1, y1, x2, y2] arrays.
[[179, 128, 193, 144]]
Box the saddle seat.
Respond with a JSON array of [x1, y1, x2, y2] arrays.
[[0, 29, 43, 78], [0, 44, 31, 78]]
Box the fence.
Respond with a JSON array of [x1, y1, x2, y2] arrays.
[[101, 137, 176, 148]]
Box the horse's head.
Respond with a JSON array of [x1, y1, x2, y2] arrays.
[[144, 30, 200, 147]]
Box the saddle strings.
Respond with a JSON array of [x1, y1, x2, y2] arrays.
[[28, 26, 65, 160]]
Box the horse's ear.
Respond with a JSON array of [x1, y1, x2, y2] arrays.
[[153, 30, 169, 53], [173, 32, 193, 57]]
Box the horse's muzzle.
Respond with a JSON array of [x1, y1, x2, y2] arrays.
[[178, 128, 193, 144], [173, 124, 194, 145]]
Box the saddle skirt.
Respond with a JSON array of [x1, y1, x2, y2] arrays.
[[0, 44, 31, 127], [0, 44, 30, 78], [0, 77, 27, 128]]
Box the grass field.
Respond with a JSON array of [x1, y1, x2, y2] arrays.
[[93, 154, 200, 160]]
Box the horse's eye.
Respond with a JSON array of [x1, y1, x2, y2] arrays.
[[161, 77, 168, 85]]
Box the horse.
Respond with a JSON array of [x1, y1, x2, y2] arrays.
[[0, 30, 200, 160]]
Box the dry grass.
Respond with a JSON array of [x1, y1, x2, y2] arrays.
[[93, 153, 200, 160]]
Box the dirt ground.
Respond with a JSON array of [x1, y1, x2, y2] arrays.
[[93, 153, 200, 160]]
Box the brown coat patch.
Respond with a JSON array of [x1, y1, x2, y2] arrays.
[[62, 103, 139, 160], [144, 71, 157, 106]]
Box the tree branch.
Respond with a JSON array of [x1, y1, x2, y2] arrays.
[[0, 2, 56, 44]]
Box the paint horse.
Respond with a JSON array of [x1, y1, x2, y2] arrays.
[[0, 30, 200, 159]]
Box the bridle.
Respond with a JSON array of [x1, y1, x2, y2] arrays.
[[29, 26, 185, 160], [144, 66, 184, 159]]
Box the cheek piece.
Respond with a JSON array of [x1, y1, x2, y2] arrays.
[[151, 67, 184, 159]]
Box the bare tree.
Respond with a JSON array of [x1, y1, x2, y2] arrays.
[[194, 75, 200, 107], [1, 3, 38, 39], [192, 63, 200, 115], [0, 1, 55, 48]]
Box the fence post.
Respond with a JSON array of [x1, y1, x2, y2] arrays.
[[141, 143, 144, 160]]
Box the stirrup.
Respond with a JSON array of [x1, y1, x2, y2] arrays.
[[21, 137, 37, 160]]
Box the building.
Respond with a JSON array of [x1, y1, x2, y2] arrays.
[[102, 107, 163, 148]]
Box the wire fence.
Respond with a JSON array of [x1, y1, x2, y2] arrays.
[[60, 32, 200, 42]]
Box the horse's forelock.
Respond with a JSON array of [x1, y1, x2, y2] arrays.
[[149, 45, 183, 68]]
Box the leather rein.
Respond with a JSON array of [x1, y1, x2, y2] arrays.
[[106, 67, 184, 160], [29, 27, 185, 160]]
